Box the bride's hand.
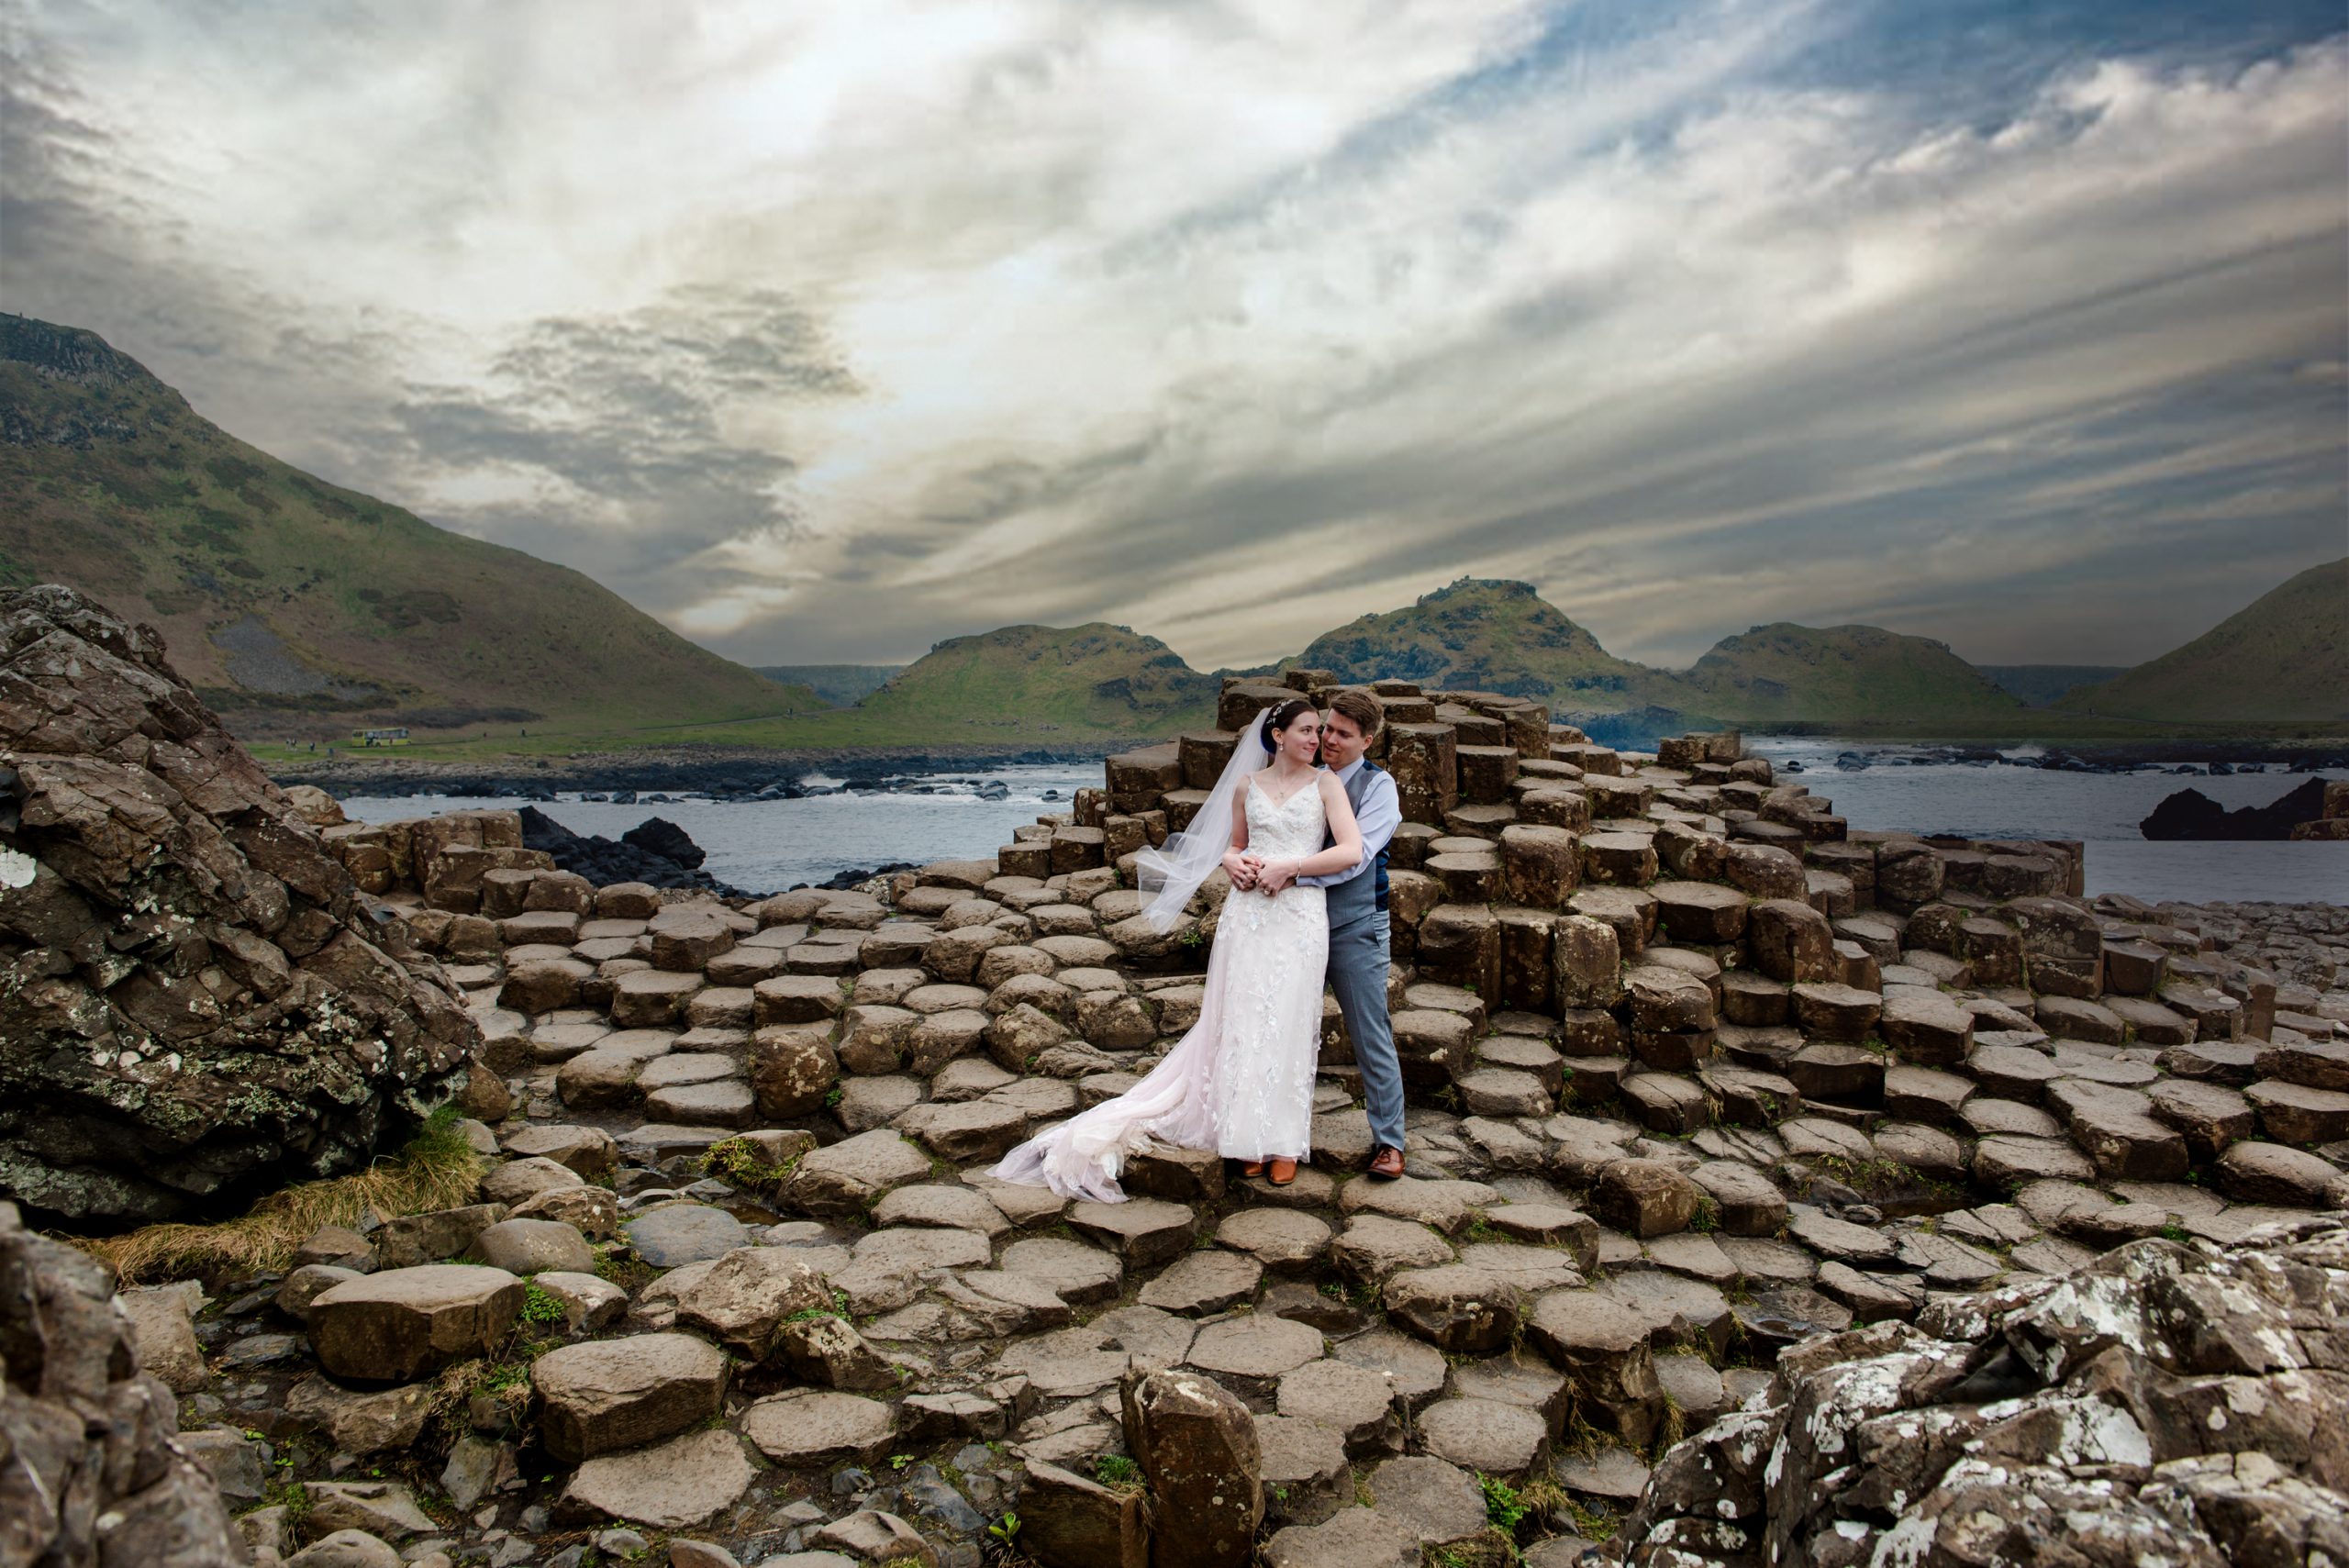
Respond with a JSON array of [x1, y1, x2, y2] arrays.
[[1257, 859, 1297, 895]]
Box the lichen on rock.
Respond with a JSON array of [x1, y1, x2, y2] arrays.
[[1614, 1214, 2349, 1567], [0, 584, 476, 1226]]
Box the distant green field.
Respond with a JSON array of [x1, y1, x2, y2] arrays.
[[242, 692, 1189, 770], [242, 690, 2346, 775]]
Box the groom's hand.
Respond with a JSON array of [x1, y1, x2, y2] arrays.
[[1221, 851, 1261, 890]]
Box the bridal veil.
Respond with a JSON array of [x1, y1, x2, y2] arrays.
[[1133, 707, 1275, 930]]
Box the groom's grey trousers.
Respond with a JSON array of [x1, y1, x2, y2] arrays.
[[1308, 758, 1407, 1153], [1328, 908, 1407, 1151]]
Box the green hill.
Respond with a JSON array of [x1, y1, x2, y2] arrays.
[[1977, 664, 2127, 707], [2054, 557, 2348, 724], [1289, 577, 2020, 728], [1295, 578, 1677, 708], [754, 664, 902, 707], [1678, 624, 2027, 727], [0, 314, 816, 739], [862, 623, 1215, 736]]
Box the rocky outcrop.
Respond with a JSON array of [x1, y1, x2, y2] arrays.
[[0, 1200, 244, 1566], [0, 585, 476, 1225], [2141, 777, 2331, 840], [517, 806, 743, 895], [1613, 1214, 2349, 1567]]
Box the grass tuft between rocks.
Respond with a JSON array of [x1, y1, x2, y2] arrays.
[[74, 1105, 487, 1285], [700, 1134, 800, 1195]]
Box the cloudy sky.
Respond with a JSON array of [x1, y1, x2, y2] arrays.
[[5, 0, 2343, 672]]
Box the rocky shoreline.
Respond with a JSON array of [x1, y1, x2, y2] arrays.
[[262, 738, 2349, 803], [1820, 740, 2348, 772], [6, 599, 2347, 1568], [268, 742, 1135, 802]]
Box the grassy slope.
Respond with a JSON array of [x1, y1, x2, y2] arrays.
[[1677, 623, 2029, 727], [2054, 557, 2349, 724], [0, 315, 818, 738], [1296, 578, 1681, 708], [859, 623, 1217, 736]]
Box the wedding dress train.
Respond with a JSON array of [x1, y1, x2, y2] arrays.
[[988, 776, 1330, 1202]]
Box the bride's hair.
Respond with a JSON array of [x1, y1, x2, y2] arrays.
[[1257, 697, 1316, 754]]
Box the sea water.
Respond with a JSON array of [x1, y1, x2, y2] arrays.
[[339, 748, 2347, 904], [341, 762, 1103, 895], [1741, 738, 2346, 904]]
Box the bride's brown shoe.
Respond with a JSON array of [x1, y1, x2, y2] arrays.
[[1241, 1160, 1267, 1178], [1268, 1158, 1298, 1185]]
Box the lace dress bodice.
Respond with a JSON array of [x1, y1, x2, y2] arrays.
[[1241, 773, 1330, 860]]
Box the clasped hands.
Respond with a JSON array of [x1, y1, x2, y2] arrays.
[[1222, 850, 1298, 895]]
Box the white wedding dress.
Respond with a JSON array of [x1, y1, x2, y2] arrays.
[[989, 775, 1330, 1202]]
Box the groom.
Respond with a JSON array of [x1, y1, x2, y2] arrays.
[[1255, 690, 1407, 1179]]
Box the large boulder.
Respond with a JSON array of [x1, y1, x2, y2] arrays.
[[1612, 1215, 2349, 1567], [0, 1200, 245, 1565], [0, 586, 475, 1224], [1120, 1368, 1264, 1568]]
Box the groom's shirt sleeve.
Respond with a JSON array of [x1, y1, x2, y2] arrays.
[[1298, 769, 1400, 888]]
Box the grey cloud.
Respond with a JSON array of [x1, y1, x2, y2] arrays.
[[372, 287, 858, 611], [4, 2, 2343, 676]]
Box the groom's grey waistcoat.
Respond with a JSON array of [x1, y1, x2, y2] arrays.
[[1323, 762, 1389, 927]]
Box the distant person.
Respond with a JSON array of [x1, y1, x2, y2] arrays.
[[992, 699, 1367, 1195]]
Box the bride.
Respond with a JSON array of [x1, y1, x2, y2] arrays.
[[989, 699, 1364, 1199]]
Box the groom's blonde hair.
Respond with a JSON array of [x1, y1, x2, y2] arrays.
[[1324, 689, 1384, 738]]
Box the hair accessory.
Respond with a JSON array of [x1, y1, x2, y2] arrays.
[[1258, 697, 1312, 754]]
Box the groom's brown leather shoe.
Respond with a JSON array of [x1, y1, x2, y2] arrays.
[[1367, 1146, 1406, 1180]]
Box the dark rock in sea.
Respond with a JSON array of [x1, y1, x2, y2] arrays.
[[2141, 777, 2329, 840], [518, 808, 746, 897], [622, 817, 705, 868], [2142, 789, 2225, 838], [612, 789, 637, 804], [0, 585, 475, 1226], [1782, 760, 1804, 773], [1833, 751, 1869, 772]]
